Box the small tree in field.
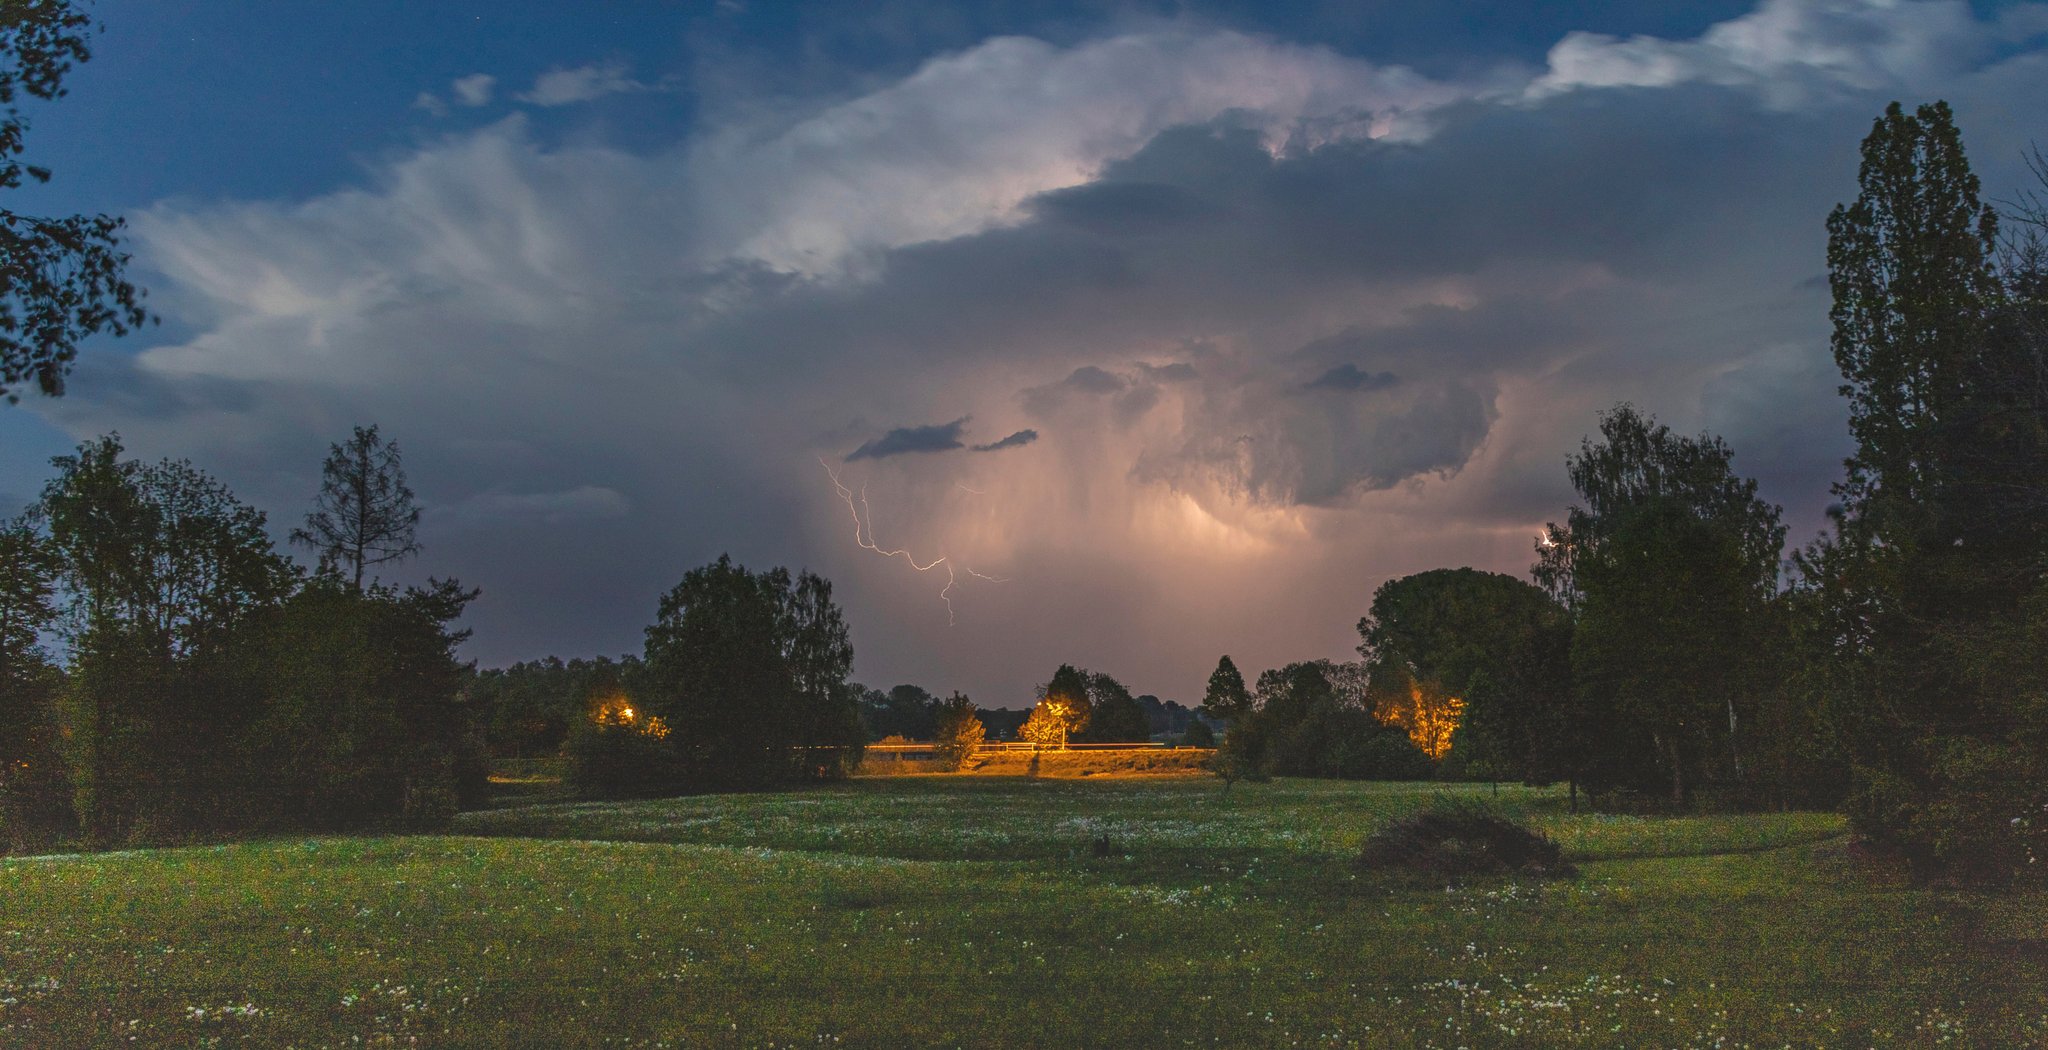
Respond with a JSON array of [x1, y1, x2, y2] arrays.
[[931, 692, 985, 771], [1019, 695, 1081, 750], [292, 425, 421, 591]]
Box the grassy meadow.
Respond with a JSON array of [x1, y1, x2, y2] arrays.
[[2, 776, 2045, 1048]]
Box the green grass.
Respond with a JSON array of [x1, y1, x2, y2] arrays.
[[2, 778, 2043, 1048]]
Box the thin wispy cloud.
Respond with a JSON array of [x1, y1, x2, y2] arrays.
[[518, 60, 655, 106]]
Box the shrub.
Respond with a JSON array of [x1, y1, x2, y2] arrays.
[[567, 724, 684, 798], [1355, 799, 1574, 882]]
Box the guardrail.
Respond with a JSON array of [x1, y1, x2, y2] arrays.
[[865, 741, 1198, 754]]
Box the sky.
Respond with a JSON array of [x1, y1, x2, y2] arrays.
[[4, 0, 2047, 707]]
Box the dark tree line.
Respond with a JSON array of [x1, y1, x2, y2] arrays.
[[1015, 663, 1159, 746], [1202, 655, 1436, 783], [1, 431, 480, 851], [470, 654, 642, 758]]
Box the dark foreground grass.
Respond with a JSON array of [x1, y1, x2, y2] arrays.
[[2, 778, 2043, 1048]]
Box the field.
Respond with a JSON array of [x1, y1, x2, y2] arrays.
[[3, 777, 2045, 1048]]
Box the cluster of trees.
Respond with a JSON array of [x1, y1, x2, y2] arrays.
[[1015, 664, 1158, 747], [566, 555, 867, 795], [1213, 102, 2043, 884], [1201, 655, 1435, 783], [470, 655, 641, 759], [1806, 103, 2048, 881], [0, 428, 483, 850]]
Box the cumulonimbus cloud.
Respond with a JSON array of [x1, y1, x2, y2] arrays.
[[36, 0, 2048, 705]]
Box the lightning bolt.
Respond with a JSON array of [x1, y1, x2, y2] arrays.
[[820, 459, 1006, 624]]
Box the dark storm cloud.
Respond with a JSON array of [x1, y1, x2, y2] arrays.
[[845, 418, 970, 460], [1028, 180, 1220, 235], [695, 71, 1895, 510], [1304, 364, 1400, 392], [971, 429, 1039, 452], [1139, 362, 1198, 382]]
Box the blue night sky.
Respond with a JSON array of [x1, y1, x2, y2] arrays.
[[4, 0, 2046, 704]]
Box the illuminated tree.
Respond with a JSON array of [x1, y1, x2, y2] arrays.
[[1239, 660, 1433, 781], [931, 692, 985, 771], [1358, 568, 1575, 791], [1019, 695, 1081, 750], [1042, 664, 1091, 732]]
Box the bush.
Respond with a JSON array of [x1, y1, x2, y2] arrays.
[[567, 724, 685, 798], [1355, 799, 1574, 882]]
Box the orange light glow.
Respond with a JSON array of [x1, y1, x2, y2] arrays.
[[1372, 678, 1464, 761]]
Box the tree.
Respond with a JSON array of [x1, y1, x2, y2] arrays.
[[1357, 568, 1574, 790], [1572, 498, 1754, 806], [0, 513, 54, 679], [1077, 671, 1149, 743], [772, 567, 866, 779], [232, 577, 481, 830], [861, 684, 939, 740], [37, 436, 293, 841], [1541, 407, 1784, 807], [472, 654, 643, 759], [291, 425, 422, 591], [1200, 655, 1253, 724], [0, 1, 149, 402], [1827, 101, 1999, 536], [1814, 101, 2048, 880], [1019, 694, 1082, 750], [931, 692, 985, 771], [1042, 664, 1091, 733], [0, 515, 70, 847], [1224, 660, 1431, 781], [639, 555, 863, 790]]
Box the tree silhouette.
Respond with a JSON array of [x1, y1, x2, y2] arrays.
[[1200, 655, 1253, 724], [0, 2, 150, 402], [292, 425, 422, 591]]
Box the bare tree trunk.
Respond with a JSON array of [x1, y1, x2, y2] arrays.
[[1667, 736, 1686, 808], [1726, 696, 1743, 783]]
